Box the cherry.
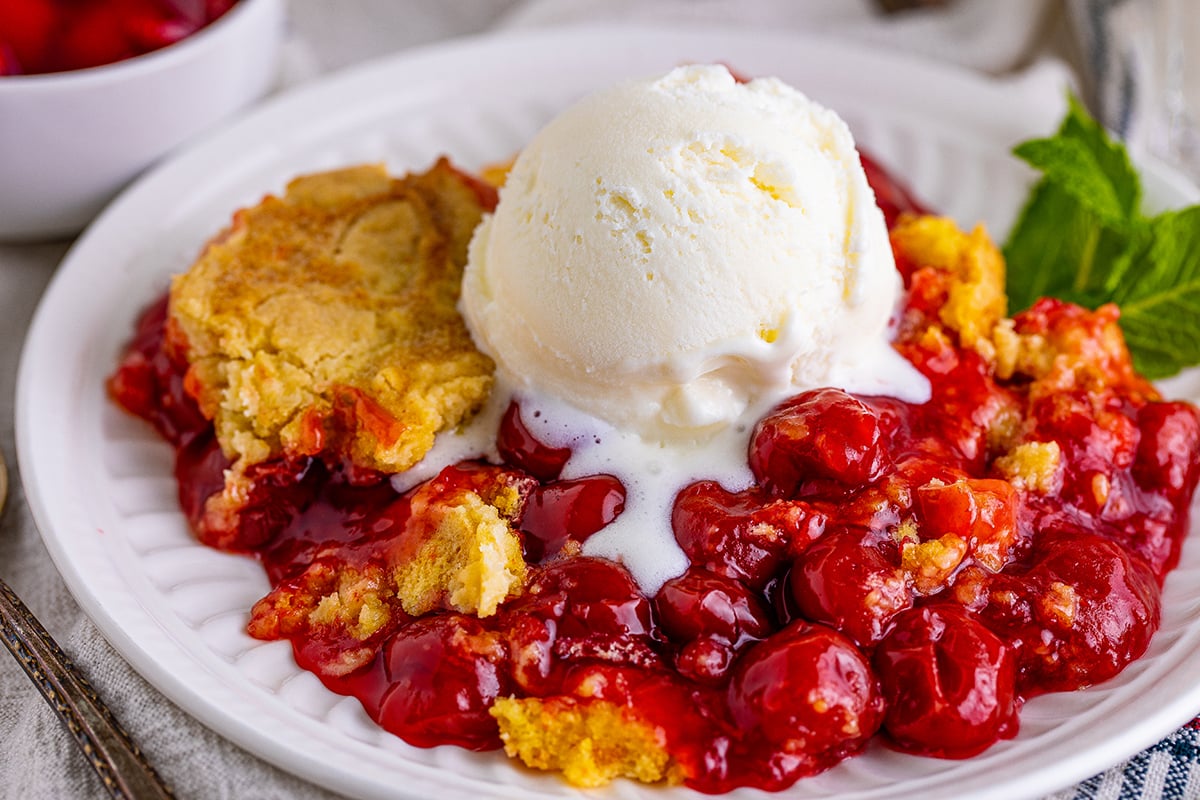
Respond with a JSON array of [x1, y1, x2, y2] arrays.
[[377, 614, 508, 751], [672, 481, 826, 590], [518, 475, 625, 561], [654, 567, 775, 683], [0, 0, 55, 74], [874, 605, 1018, 758], [655, 567, 775, 646], [0, 0, 237, 75], [750, 388, 894, 497], [727, 622, 883, 781], [888, 327, 1015, 474], [955, 530, 1161, 695], [1134, 401, 1200, 501], [1021, 531, 1161, 692], [914, 478, 1021, 572], [496, 401, 572, 481], [1028, 391, 1139, 510], [55, 1, 134, 72], [499, 558, 663, 680], [524, 558, 654, 640], [788, 529, 912, 648]]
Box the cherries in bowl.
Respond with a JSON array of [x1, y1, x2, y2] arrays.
[[0, 0, 284, 240]]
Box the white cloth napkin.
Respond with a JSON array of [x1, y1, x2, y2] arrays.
[[0, 2, 1079, 798]]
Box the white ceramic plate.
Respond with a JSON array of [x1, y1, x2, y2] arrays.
[[16, 26, 1200, 800]]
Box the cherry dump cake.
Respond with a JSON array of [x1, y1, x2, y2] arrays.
[[112, 161, 497, 551], [108, 67, 1200, 794]]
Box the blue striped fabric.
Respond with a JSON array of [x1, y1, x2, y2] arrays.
[[1047, 719, 1200, 799]]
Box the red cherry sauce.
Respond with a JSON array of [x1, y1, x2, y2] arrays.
[[106, 152, 1200, 792], [498, 401, 627, 560]]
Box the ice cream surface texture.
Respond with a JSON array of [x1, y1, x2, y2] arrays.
[[460, 64, 928, 444]]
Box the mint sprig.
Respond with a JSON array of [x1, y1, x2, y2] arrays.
[[1002, 95, 1200, 379]]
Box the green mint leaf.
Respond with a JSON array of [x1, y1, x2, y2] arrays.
[[1008, 96, 1141, 226], [1003, 182, 1094, 311], [1003, 93, 1200, 378], [1003, 96, 1144, 313], [1108, 206, 1200, 378], [1057, 94, 1143, 219], [1002, 181, 1136, 313], [1012, 137, 1128, 226]]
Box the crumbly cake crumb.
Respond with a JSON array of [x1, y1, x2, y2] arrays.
[[992, 302, 1156, 401], [391, 487, 527, 618], [902, 533, 968, 593], [247, 559, 394, 677], [490, 696, 682, 787], [994, 440, 1063, 494], [169, 160, 494, 477], [890, 215, 1007, 356]]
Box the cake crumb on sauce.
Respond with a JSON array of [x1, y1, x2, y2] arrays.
[[490, 696, 683, 788]]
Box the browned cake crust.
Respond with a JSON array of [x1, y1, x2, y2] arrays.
[[168, 160, 495, 482]]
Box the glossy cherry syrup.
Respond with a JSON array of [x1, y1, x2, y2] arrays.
[[107, 157, 1200, 791]]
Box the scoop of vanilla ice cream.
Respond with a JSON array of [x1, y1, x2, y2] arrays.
[[461, 64, 927, 442]]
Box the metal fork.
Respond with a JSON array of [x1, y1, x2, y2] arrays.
[[0, 452, 174, 799]]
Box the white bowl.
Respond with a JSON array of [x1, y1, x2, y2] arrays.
[[0, 0, 285, 241]]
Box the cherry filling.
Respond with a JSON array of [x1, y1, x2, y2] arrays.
[[725, 621, 884, 787], [0, 0, 238, 76], [107, 160, 1200, 792], [874, 605, 1018, 758]]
